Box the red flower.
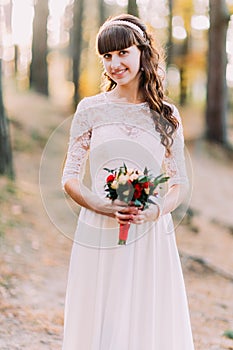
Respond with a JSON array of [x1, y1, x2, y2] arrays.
[[133, 183, 142, 199], [142, 181, 149, 188], [106, 174, 115, 183]]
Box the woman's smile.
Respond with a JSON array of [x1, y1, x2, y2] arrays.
[[111, 68, 128, 78]]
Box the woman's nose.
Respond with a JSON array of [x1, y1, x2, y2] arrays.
[[111, 55, 121, 69]]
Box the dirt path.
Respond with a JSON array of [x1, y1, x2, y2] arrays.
[[0, 84, 233, 349]]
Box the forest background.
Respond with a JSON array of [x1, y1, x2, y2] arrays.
[[0, 0, 233, 349]]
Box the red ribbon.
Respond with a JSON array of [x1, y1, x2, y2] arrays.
[[118, 223, 130, 245]]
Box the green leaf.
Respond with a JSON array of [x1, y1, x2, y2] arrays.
[[137, 175, 148, 183], [103, 167, 115, 173], [153, 174, 169, 188], [223, 330, 233, 339], [134, 199, 142, 207]]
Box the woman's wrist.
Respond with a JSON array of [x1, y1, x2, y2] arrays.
[[149, 195, 163, 221], [154, 202, 161, 222]]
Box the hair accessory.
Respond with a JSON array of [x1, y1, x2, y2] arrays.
[[102, 20, 145, 38]]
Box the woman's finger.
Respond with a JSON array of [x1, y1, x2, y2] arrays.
[[113, 199, 128, 207], [115, 211, 133, 220], [116, 206, 139, 215]]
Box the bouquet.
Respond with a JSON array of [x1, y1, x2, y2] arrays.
[[104, 163, 169, 245]]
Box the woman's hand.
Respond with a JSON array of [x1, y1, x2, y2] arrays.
[[98, 199, 139, 222], [114, 202, 140, 224], [129, 204, 160, 225], [114, 203, 160, 225]]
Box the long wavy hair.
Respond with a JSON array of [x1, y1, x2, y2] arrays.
[[96, 14, 179, 155]]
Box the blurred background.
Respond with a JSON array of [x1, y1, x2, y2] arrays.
[[0, 1, 233, 349]]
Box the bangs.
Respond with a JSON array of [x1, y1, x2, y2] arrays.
[[97, 26, 139, 55]]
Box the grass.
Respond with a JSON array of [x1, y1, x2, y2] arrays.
[[10, 118, 49, 153], [0, 179, 17, 202], [0, 178, 20, 237], [223, 329, 233, 340]]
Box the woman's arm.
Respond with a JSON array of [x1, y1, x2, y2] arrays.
[[64, 178, 139, 219]]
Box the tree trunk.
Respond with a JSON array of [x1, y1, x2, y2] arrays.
[[71, 0, 84, 107], [98, 0, 106, 26], [0, 60, 14, 179], [166, 0, 173, 67], [30, 0, 49, 96], [206, 0, 230, 144], [179, 66, 188, 105], [127, 0, 139, 17]]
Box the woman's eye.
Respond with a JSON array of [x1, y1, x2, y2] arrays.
[[119, 50, 127, 55], [103, 53, 111, 59]]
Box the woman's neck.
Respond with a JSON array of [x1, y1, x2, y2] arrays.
[[107, 86, 145, 104]]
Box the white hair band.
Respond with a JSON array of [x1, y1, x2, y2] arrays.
[[102, 20, 145, 38]]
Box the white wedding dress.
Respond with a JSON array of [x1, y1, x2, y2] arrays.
[[61, 92, 195, 350]]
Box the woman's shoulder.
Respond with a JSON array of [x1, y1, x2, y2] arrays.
[[76, 92, 106, 113]]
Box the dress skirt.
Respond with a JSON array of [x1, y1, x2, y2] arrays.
[[62, 208, 194, 350]]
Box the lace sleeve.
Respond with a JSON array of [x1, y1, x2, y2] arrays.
[[61, 99, 92, 189], [163, 105, 189, 188]]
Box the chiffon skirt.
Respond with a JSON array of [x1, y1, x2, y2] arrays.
[[62, 208, 194, 350]]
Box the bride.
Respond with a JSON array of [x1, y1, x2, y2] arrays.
[[61, 13, 195, 350]]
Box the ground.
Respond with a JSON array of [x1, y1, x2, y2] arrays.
[[0, 82, 233, 349]]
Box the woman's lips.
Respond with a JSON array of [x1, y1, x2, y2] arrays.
[[112, 68, 127, 77]]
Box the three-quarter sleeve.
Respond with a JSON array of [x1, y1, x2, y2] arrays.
[[163, 106, 189, 187], [61, 99, 92, 189]]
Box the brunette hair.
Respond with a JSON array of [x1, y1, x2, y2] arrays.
[[96, 14, 179, 155]]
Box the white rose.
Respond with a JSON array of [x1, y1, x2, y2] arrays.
[[118, 174, 129, 185], [123, 190, 130, 196], [129, 173, 139, 181], [144, 187, 150, 195], [111, 180, 119, 189]]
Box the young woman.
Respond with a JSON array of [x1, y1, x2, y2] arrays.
[[61, 13, 195, 350]]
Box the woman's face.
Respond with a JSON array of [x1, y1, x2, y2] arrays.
[[102, 45, 141, 87]]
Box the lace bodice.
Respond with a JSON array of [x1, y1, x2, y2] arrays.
[[62, 93, 188, 195]]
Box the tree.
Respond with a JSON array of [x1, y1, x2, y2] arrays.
[[206, 0, 230, 144], [0, 60, 14, 179], [71, 0, 84, 106], [166, 0, 173, 67], [98, 0, 106, 26], [172, 0, 193, 105], [127, 0, 139, 17], [30, 0, 49, 95]]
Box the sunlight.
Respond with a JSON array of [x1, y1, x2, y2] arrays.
[[191, 15, 210, 30], [11, 0, 70, 47], [104, 0, 127, 7], [116, 0, 127, 7], [12, 0, 34, 46], [0, 0, 10, 5], [226, 63, 233, 87], [172, 16, 187, 40], [173, 26, 187, 40], [167, 65, 180, 86], [48, 0, 70, 46], [227, 15, 233, 56]]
